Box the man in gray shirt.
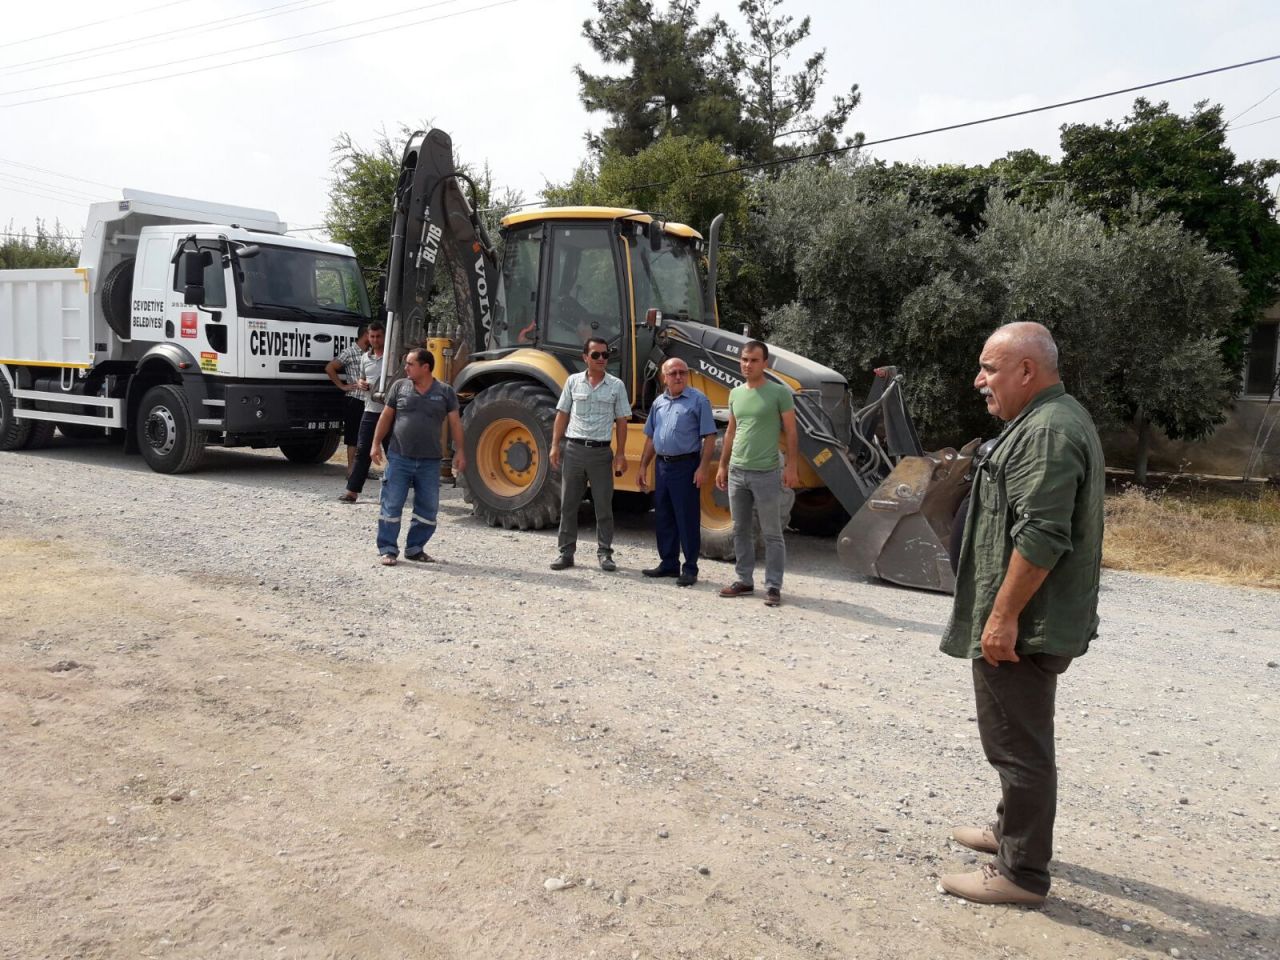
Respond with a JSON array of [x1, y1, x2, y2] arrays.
[[338, 321, 386, 503], [370, 347, 466, 565]]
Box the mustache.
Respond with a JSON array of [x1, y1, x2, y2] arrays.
[[979, 387, 993, 397]]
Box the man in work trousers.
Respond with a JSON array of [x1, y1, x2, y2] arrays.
[[338, 321, 386, 503], [549, 337, 630, 572], [325, 323, 370, 477], [637, 358, 717, 587], [939, 321, 1104, 906], [370, 348, 466, 566], [715, 340, 799, 608]]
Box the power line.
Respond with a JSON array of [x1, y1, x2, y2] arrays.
[[0, 0, 333, 78], [0, 0, 519, 108], [0, 171, 107, 203], [0, 0, 449, 97], [1232, 111, 1280, 131], [0, 156, 119, 190], [621, 52, 1280, 191], [0, 0, 200, 52], [0, 183, 97, 208], [0, 230, 83, 240]]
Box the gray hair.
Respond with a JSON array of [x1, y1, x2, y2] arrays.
[[991, 322, 1059, 374]]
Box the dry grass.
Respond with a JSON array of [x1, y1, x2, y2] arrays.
[[1103, 481, 1280, 589]]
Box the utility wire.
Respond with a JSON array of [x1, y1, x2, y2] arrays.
[[0, 0, 333, 78], [0, 156, 119, 190], [0, 230, 84, 240], [0, 0, 518, 108], [1233, 111, 1280, 130], [621, 52, 1280, 191], [0, 183, 99, 207], [0, 0, 200, 52], [0, 0, 450, 97], [0, 171, 106, 203]]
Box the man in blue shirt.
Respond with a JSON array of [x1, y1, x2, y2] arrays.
[[638, 358, 717, 586]]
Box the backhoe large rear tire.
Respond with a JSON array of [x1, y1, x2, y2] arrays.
[[788, 488, 850, 536], [460, 381, 561, 530]]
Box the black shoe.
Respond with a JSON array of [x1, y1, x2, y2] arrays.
[[676, 573, 697, 587], [642, 566, 679, 578], [550, 555, 574, 570], [598, 556, 617, 572]]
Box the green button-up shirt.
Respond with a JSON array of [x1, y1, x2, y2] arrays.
[[940, 384, 1105, 660]]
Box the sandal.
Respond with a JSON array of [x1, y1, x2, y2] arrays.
[[337, 493, 358, 503], [405, 552, 435, 563], [379, 554, 398, 566]]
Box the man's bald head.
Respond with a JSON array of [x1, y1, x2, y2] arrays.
[[975, 322, 1062, 421], [986, 322, 1059, 376]]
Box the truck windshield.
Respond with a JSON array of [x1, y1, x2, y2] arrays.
[[630, 234, 706, 325], [237, 244, 371, 325]]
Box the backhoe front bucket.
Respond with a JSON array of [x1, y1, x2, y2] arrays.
[[836, 440, 978, 593]]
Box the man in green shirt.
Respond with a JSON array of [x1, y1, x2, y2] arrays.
[[939, 322, 1104, 907], [715, 340, 800, 607]]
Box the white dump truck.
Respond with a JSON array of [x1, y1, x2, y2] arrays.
[[0, 189, 370, 472]]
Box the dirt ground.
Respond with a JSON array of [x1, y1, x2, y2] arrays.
[[1, 441, 1277, 960]]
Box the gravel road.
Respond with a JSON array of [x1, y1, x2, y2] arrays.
[[2, 438, 1277, 960]]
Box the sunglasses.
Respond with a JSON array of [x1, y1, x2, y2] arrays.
[[666, 370, 688, 377], [588, 350, 609, 360]]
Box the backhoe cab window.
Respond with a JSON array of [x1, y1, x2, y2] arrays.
[[494, 225, 541, 348], [237, 245, 370, 326], [545, 225, 624, 354], [630, 233, 705, 324]]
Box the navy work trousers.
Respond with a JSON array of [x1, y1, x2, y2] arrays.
[[654, 457, 701, 576]]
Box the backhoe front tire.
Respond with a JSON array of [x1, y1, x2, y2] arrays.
[[460, 382, 561, 530], [136, 384, 206, 474]]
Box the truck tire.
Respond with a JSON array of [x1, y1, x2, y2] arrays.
[[460, 381, 561, 530], [23, 420, 56, 449], [280, 430, 341, 464], [100, 258, 135, 339], [136, 384, 206, 474], [699, 435, 796, 561], [0, 376, 33, 450]]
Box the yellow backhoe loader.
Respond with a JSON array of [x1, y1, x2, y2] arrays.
[[376, 128, 973, 592]]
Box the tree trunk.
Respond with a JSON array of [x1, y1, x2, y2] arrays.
[[1133, 410, 1152, 485]]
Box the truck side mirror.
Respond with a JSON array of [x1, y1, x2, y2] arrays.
[[182, 250, 212, 306]]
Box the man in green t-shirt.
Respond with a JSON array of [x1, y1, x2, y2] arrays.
[[715, 340, 799, 607]]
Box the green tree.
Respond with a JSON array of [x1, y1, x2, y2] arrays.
[[0, 220, 78, 269], [1059, 98, 1280, 359], [576, 0, 745, 157], [732, 0, 862, 163]]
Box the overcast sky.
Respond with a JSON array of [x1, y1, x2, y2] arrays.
[[2, 0, 1278, 243]]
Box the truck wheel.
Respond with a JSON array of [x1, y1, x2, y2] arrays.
[[23, 420, 56, 449], [280, 431, 341, 464], [0, 376, 33, 450], [460, 381, 560, 530], [136, 384, 206, 474], [100, 258, 135, 339], [788, 488, 850, 535]]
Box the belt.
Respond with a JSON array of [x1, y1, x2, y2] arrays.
[[657, 452, 699, 462], [566, 437, 611, 448]]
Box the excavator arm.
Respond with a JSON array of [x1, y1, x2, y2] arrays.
[[378, 128, 500, 395]]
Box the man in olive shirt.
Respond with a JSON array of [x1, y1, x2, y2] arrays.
[[715, 340, 800, 607], [938, 322, 1104, 907]]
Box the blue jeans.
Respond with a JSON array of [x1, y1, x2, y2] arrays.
[[377, 452, 441, 557]]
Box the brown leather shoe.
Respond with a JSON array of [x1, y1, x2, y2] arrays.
[[719, 581, 754, 598], [951, 823, 999, 854], [938, 863, 1046, 906]]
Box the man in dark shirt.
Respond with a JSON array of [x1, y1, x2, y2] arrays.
[[370, 348, 466, 566], [938, 322, 1104, 906]]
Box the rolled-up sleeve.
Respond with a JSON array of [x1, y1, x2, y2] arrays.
[[1003, 427, 1085, 570]]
